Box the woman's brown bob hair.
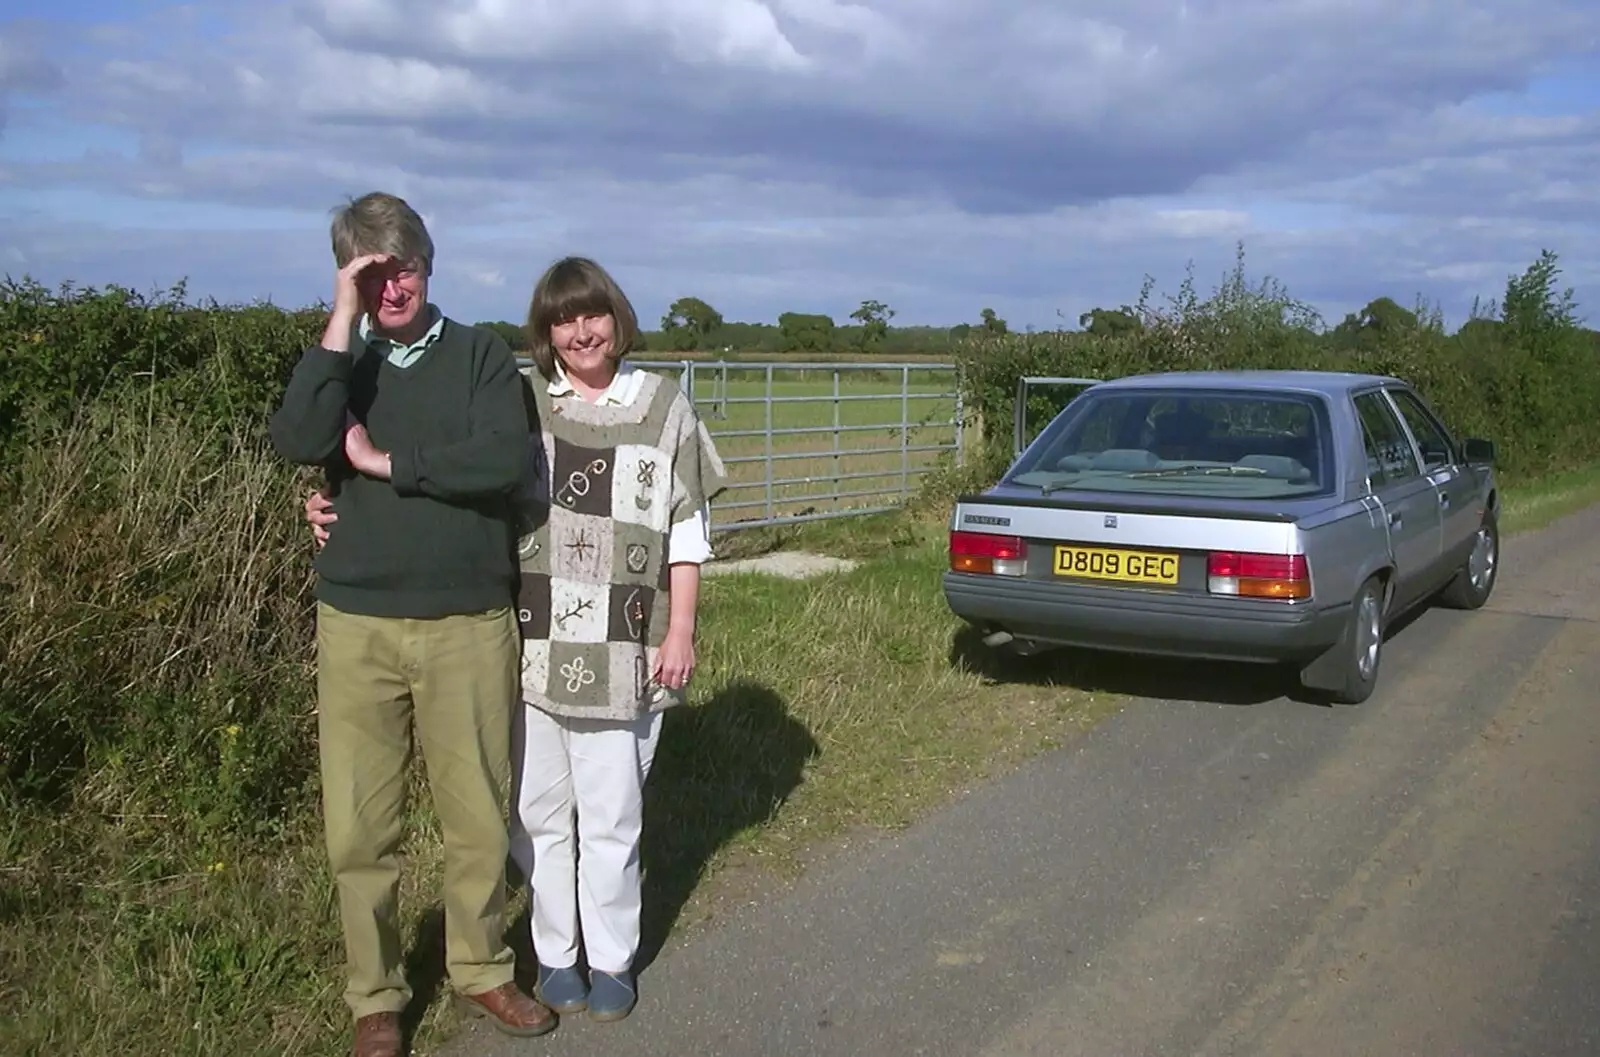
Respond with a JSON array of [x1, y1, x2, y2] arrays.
[[524, 256, 640, 381]]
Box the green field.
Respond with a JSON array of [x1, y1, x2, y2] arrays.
[[637, 363, 962, 528]]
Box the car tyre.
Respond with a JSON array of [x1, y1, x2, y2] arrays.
[[1308, 575, 1385, 706], [1438, 513, 1499, 610]]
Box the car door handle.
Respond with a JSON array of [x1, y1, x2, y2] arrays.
[[1438, 492, 1450, 508], [1388, 511, 1402, 527]]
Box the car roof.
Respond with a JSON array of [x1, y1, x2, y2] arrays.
[[1088, 369, 1404, 397]]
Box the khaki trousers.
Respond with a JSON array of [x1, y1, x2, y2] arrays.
[[315, 601, 519, 1019]]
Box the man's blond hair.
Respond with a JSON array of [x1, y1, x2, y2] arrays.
[[329, 192, 435, 275]]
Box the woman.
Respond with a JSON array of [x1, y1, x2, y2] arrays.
[[508, 255, 727, 1021]]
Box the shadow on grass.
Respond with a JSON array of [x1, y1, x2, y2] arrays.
[[495, 681, 818, 991], [399, 905, 447, 1049], [947, 605, 1432, 708], [635, 681, 818, 972]]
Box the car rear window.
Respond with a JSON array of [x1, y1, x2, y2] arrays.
[[1006, 388, 1333, 498]]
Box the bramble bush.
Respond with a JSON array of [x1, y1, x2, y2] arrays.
[[0, 277, 324, 462]]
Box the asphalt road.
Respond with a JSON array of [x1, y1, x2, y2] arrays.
[[455, 502, 1600, 1057]]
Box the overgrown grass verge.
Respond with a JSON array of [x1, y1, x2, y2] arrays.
[[0, 410, 1098, 1057], [1498, 462, 1600, 535], [0, 405, 331, 1056]]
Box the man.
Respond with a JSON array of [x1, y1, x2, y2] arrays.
[[268, 191, 554, 1056]]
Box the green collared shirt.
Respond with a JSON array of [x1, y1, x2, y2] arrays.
[[359, 304, 445, 368]]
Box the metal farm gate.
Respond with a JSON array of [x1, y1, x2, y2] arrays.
[[520, 357, 964, 532]]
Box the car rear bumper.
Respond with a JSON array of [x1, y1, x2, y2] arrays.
[[942, 573, 1348, 664]]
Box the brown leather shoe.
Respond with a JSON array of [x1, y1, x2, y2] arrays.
[[352, 1012, 402, 1057], [455, 982, 558, 1037]]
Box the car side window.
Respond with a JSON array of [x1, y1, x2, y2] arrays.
[[1354, 392, 1420, 487], [1358, 418, 1388, 489], [1387, 388, 1456, 469]]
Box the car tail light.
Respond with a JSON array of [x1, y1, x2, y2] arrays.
[[1207, 551, 1309, 600], [949, 531, 1027, 576]]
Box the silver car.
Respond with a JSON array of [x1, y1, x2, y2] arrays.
[[942, 370, 1500, 703]]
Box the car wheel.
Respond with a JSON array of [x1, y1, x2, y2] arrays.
[[1438, 513, 1499, 610], [1325, 576, 1385, 705]]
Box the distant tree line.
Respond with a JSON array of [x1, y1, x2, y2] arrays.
[[475, 265, 1595, 368], [473, 297, 1018, 357]]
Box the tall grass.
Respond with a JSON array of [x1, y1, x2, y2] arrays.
[[0, 403, 316, 812], [0, 399, 342, 1055]]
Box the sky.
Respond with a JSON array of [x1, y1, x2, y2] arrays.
[[1, 1, 1598, 333]]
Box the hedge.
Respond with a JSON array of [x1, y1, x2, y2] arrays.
[[951, 249, 1600, 481]]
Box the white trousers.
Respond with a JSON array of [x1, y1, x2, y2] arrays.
[[509, 705, 662, 974]]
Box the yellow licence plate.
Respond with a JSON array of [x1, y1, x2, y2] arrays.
[[1054, 545, 1180, 585]]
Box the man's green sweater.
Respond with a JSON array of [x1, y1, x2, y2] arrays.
[[269, 317, 532, 619]]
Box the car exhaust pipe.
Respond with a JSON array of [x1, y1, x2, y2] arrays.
[[982, 630, 1015, 647]]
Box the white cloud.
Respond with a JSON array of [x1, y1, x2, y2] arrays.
[[310, 0, 815, 69], [1150, 209, 1253, 240], [464, 265, 507, 288], [0, 0, 1595, 330]]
